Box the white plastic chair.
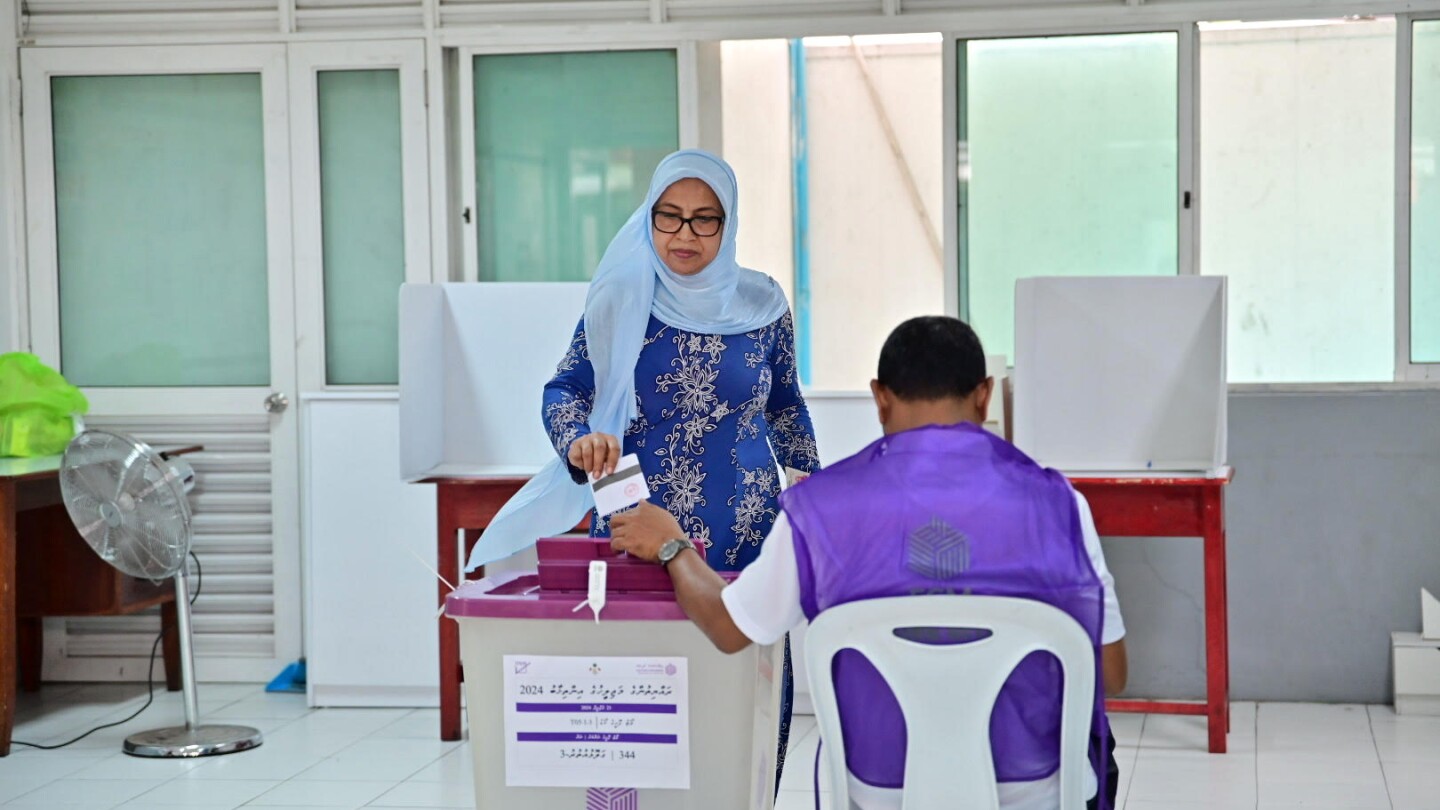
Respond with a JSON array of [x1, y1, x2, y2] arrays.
[[803, 595, 1096, 810]]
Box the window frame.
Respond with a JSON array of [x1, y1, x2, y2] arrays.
[[1396, 13, 1440, 382], [455, 40, 700, 283], [288, 39, 433, 393], [944, 23, 1197, 334]]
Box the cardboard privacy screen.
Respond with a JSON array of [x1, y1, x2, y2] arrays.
[[399, 283, 590, 481], [1012, 276, 1227, 474]]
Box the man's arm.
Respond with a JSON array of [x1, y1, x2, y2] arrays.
[[609, 502, 753, 654], [1102, 639, 1127, 696], [664, 550, 752, 654]]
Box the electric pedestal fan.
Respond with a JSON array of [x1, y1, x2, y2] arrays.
[[58, 429, 264, 758]]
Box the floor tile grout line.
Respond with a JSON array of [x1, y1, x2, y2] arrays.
[[1366, 705, 1396, 810], [1252, 703, 1259, 810], [274, 720, 463, 799], [1117, 712, 1146, 810]]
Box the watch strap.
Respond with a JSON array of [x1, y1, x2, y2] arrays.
[[659, 537, 696, 566]]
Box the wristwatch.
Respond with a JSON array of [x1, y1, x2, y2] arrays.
[[657, 538, 696, 567]]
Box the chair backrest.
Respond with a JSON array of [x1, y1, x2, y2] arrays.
[[803, 595, 1095, 810]]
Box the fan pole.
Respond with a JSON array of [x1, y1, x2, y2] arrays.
[[173, 566, 200, 731]]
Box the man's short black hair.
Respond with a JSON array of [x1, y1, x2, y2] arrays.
[[876, 316, 988, 401]]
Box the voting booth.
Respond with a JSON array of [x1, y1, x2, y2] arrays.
[[1012, 276, 1228, 474], [399, 282, 591, 482], [446, 537, 782, 809], [399, 281, 591, 575]]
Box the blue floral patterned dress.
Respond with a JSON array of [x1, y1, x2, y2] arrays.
[[542, 311, 821, 571], [542, 310, 819, 783]]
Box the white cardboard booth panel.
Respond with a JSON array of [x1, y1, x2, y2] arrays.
[[399, 283, 591, 481], [1012, 276, 1228, 474]]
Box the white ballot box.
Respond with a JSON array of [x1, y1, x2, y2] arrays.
[[1013, 276, 1228, 474], [446, 537, 782, 809]]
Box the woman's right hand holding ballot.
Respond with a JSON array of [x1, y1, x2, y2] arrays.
[[569, 432, 622, 480]]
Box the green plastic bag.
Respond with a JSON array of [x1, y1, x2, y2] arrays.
[[0, 353, 89, 458]]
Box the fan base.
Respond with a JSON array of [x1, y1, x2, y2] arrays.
[[123, 724, 263, 758]]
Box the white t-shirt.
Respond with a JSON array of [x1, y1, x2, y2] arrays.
[[721, 489, 1124, 810]]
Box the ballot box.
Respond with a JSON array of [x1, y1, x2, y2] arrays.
[[446, 537, 782, 809]]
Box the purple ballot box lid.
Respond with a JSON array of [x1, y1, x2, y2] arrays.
[[536, 536, 705, 594], [446, 569, 738, 621]]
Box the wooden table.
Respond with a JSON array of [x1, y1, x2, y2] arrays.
[[1070, 468, 1235, 754], [429, 476, 530, 741], [431, 469, 1236, 752], [1, 448, 196, 756]]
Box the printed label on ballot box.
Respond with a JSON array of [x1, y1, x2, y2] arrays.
[[503, 655, 690, 789]]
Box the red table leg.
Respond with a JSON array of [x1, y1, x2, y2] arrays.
[[438, 485, 463, 742], [1203, 487, 1230, 753]]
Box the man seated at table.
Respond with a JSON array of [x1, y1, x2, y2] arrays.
[[611, 315, 1127, 810]]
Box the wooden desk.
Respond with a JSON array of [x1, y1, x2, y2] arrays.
[[1070, 468, 1235, 754], [1, 448, 197, 756], [429, 476, 529, 742]]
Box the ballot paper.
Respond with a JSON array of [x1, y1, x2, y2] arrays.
[[503, 654, 690, 789], [590, 454, 650, 517]]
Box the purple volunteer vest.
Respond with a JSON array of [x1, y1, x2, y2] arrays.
[[780, 422, 1111, 807]]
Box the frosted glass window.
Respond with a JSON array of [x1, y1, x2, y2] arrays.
[[960, 33, 1179, 362], [53, 74, 269, 387], [1413, 21, 1440, 364], [803, 38, 943, 390], [1201, 19, 1394, 382], [318, 70, 404, 386], [473, 50, 679, 282], [719, 36, 944, 389]]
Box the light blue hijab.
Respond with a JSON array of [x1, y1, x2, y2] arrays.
[[465, 149, 790, 571]]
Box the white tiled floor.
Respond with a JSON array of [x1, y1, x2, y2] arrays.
[[6, 684, 1440, 809]]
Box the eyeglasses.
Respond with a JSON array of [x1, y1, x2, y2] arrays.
[[651, 209, 724, 238]]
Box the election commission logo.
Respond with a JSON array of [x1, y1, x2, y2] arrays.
[[906, 518, 969, 580]]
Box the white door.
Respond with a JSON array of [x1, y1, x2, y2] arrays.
[[22, 44, 301, 682], [287, 39, 431, 393], [286, 40, 438, 704]]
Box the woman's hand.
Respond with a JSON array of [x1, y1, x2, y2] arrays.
[[568, 432, 622, 480]]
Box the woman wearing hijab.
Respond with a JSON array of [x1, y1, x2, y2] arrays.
[[467, 149, 820, 782]]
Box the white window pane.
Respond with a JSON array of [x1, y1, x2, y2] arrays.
[[318, 69, 404, 386], [53, 74, 270, 387], [1200, 19, 1395, 382], [962, 33, 1180, 362], [805, 37, 944, 390]]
